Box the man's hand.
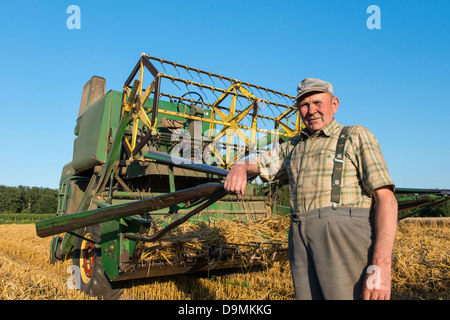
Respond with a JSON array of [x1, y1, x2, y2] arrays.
[[362, 186, 397, 300], [224, 161, 259, 195]]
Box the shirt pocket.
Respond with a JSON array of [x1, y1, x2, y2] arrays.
[[311, 149, 335, 188]]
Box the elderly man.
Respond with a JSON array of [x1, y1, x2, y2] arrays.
[[224, 78, 398, 300]]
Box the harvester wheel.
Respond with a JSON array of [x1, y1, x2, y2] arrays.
[[73, 226, 123, 300]]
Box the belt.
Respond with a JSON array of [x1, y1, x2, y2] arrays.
[[290, 205, 372, 221]]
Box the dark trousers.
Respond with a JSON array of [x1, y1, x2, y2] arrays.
[[288, 206, 374, 300]]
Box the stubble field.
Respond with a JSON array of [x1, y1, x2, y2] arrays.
[[0, 218, 448, 300]]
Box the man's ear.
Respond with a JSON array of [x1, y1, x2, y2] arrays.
[[332, 96, 339, 114]]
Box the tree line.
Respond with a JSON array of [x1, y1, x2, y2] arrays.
[[0, 185, 58, 214]]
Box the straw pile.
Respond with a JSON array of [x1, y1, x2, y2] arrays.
[[392, 218, 449, 299], [0, 218, 448, 300], [140, 215, 290, 266], [0, 224, 94, 300]]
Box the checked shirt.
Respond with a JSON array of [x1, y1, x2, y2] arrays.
[[256, 119, 394, 214]]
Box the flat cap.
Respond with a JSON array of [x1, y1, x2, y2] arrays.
[[295, 78, 333, 101]]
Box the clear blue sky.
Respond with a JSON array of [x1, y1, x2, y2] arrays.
[[0, 0, 449, 190]]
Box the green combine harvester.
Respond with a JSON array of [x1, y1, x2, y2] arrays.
[[35, 54, 449, 299]]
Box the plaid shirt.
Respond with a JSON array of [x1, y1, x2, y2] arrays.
[[257, 119, 394, 213]]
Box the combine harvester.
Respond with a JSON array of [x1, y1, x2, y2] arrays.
[[35, 54, 449, 299]]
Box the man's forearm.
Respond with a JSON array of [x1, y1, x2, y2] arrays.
[[224, 159, 260, 194], [363, 186, 397, 300], [245, 163, 260, 176], [372, 188, 398, 265]]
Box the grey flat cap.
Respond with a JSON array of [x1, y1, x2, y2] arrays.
[[295, 78, 333, 101]]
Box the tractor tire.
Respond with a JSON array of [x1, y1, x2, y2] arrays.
[[72, 225, 123, 300]]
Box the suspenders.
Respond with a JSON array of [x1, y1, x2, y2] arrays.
[[331, 126, 350, 209]]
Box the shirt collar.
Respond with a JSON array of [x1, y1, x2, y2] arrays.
[[301, 118, 340, 138]]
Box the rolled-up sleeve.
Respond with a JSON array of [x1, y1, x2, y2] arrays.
[[353, 126, 395, 195], [256, 141, 289, 182]]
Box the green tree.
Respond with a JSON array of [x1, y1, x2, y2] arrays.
[[36, 194, 58, 214], [4, 186, 24, 213], [0, 185, 58, 214], [421, 200, 450, 218], [24, 186, 41, 213]]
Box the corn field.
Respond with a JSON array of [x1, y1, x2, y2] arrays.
[[0, 218, 448, 300], [0, 214, 56, 225]]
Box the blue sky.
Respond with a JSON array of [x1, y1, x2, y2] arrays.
[[0, 0, 449, 190]]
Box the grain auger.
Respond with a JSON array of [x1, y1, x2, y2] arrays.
[[35, 53, 300, 299]]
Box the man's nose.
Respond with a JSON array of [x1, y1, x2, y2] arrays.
[[307, 104, 317, 114]]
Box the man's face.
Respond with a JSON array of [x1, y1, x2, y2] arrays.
[[297, 92, 339, 134]]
